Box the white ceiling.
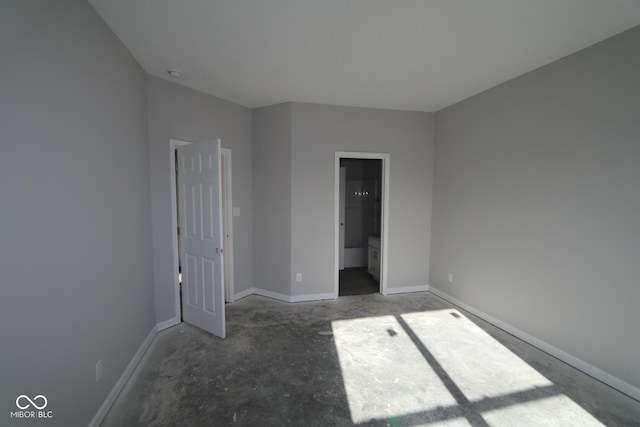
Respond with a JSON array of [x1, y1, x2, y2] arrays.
[[89, 0, 640, 112]]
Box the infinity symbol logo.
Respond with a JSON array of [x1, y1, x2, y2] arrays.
[[16, 395, 48, 410]]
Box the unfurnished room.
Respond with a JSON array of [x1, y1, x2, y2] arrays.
[[1, 1, 640, 426]]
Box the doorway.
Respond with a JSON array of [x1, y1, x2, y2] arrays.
[[169, 139, 235, 327], [334, 152, 390, 297], [339, 158, 382, 296]]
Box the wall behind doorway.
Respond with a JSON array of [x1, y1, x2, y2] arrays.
[[290, 102, 435, 297]]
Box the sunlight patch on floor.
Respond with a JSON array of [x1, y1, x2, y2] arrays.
[[400, 310, 551, 400], [482, 394, 604, 426], [411, 420, 472, 427], [332, 315, 456, 424], [333, 309, 604, 425], [400, 418, 472, 427]]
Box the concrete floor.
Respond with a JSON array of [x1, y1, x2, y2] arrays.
[[339, 267, 379, 296], [102, 293, 640, 426]]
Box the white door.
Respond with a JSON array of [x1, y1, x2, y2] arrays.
[[177, 140, 225, 338], [339, 167, 346, 270]]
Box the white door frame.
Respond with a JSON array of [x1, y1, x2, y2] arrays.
[[338, 167, 346, 270], [220, 148, 235, 302], [334, 151, 390, 296], [170, 139, 235, 325]]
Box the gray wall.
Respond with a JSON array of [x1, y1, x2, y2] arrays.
[[291, 103, 434, 296], [0, 1, 154, 425], [148, 77, 253, 323], [252, 104, 293, 296], [430, 26, 640, 395]]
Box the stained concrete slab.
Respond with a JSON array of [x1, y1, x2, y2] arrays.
[[102, 293, 640, 426]]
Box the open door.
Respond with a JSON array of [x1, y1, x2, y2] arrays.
[[177, 139, 225, 338]]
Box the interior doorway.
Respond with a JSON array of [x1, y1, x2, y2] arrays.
[[170, 139, 235, 326], [334, 152, 390, 297], [338, 158, 382, 296]]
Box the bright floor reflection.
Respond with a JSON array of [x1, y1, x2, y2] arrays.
[[332, 309, 604, 425], [482, 394, 603, 426], [332, 315, 457, 423], [400, 310, 551, 401]]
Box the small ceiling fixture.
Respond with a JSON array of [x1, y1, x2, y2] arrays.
[[167, 68, 182, 78]]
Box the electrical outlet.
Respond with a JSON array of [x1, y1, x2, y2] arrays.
[[96, 359, 102, 382], [296, 273, 302, 282], [447, 272, 454, 283]]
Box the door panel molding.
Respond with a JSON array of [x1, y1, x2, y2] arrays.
[[177, 140, 225, 338]]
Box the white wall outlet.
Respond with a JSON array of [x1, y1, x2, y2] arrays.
[[447, 272, 454, 283], [96, 359, 102, 382], [296, 273, 302, 282]]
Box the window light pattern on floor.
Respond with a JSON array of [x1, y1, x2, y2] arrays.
[[332, 309, 603, 426]]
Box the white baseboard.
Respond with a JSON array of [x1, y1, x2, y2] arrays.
[[156, 316, 180, 331], [89, 325, 158, 427], [252, 288, 292, 302], [384, 285, 429, 295], [247, 288, 337, 303], [243, 285, 434, 302], [233, 287, 256, 301], [428, 286, 640, 402], [290, 292, 336, 303]]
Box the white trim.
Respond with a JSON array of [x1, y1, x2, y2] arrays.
[[384, 285, 429, 295], [169, 139, 191, 324], [252, 288, 293, 303], [250, 287, 338, 303], [232, 287, 337, 304], [233, 287, 255, 301], [88, 326, 158, 427], [156, 316, 180, 331], [428, 286, 640, 402], [334, 152, 390, 297], [221, 148, 235, 302], [290, 292, 337, 303]]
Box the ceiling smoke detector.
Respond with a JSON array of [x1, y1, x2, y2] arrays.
[[167, 68, 182, 78]]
